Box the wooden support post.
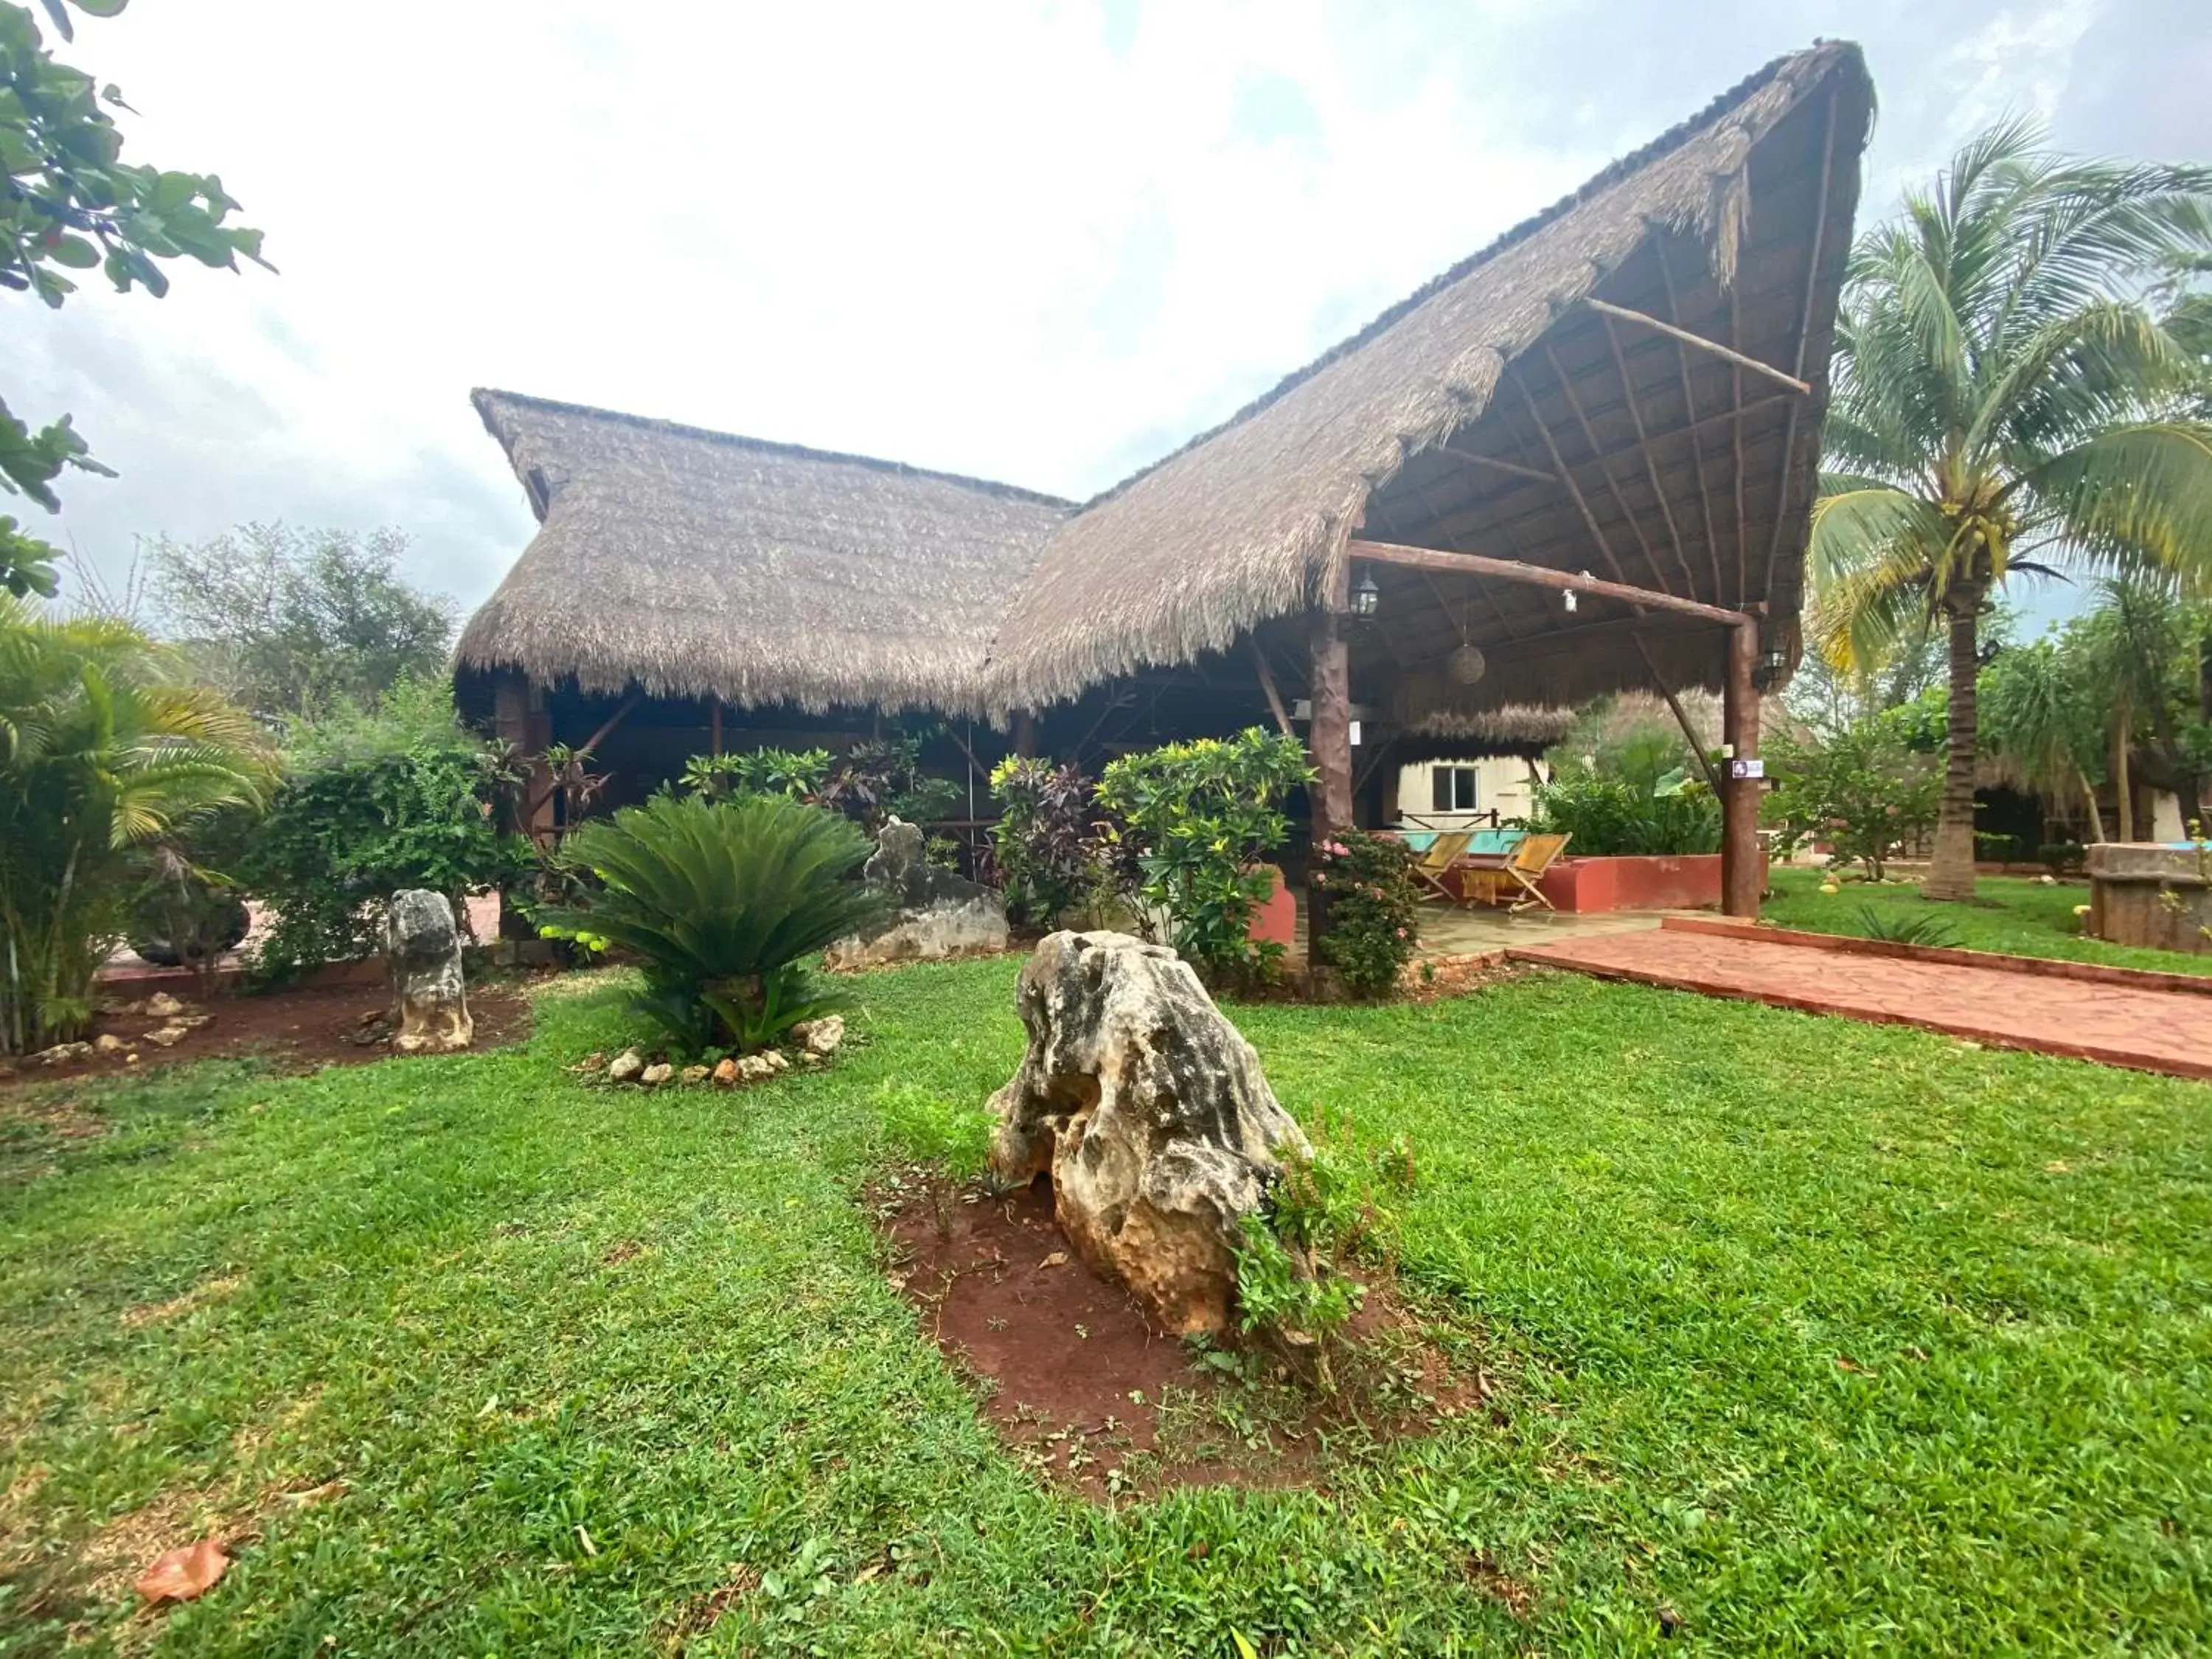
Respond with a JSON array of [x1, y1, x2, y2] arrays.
[[1012, 709, 1037, 759], [1722, 619, 1763, 919], [709, 698, 723, 757]]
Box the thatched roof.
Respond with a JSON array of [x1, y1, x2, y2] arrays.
[[456, 392, 1070, 715], [990, 41, 1871, 711], [460, 41, 1871, 724], [1397, 703, 1579, 763]]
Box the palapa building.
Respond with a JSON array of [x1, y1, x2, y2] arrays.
[[457, 42, 1874, 918]]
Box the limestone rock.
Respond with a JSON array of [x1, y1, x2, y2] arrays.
[[608, 1048, 644, 1083], [94, 1034, 125, 1053], [37, 1040, 94, 1064], [711, 1057, 740, 1086], [986, 930, 1311, 1336], [143, 1026, 188, 1048], [678, 1064, 710, 1086], [145, 992, 186, 1018], [824, 819, 1008, 970], [793, 1015, 845, 1057], [641, 1062, 674, 1087], [384, 890, 472, 1053]]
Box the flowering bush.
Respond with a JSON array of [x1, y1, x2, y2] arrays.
[[1312, 830, 1421, 997], [1095, 728, 1314, 986], [1763, 712, 1940, 880]]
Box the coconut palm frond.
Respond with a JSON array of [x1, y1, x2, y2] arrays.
[[2016, 421, 2212, 582]]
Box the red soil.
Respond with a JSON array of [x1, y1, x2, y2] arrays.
[[874, 1170, 1490, 1500]]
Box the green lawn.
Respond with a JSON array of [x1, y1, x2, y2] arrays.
[[3, 961, 2208, 1655], [1764, 865, 2212, 976]]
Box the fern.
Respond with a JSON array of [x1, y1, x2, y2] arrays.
[[535, 792, 887, 1054]]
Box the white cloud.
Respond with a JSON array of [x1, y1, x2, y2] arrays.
[[10, 0, 2172, 616]]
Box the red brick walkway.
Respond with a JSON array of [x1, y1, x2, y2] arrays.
[[1510, 929, 2212, 1081]]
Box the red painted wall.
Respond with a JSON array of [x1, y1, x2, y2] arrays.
[[1245, 863, 1297, 947], [1534, 854, 1750, 913]]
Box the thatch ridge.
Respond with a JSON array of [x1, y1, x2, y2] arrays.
[[472, 388, 1073, 512], [1076, 42, 1860, 515]]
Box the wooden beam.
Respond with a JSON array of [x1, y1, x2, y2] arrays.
[[1601, 314, 1700, 599], [577, 689, 643, 759], [1348, 538, 1753, 627], [1251, 641, 1295, 739], [1439, 444, 1558, 486], [1585, 298, 1813, 396], [1722, 618, 1763, 918], [1658, 240, 1726, 604], [1635, 633, 1723, 797], [1505, 366, 1639, 594], [1761, 86, 1843, 602], [1541, 339, 1673, 597]]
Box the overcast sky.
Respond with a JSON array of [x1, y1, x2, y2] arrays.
[[15, 0, 2210, 619]]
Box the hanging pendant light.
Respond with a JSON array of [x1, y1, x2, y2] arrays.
[[1352, 568, 1380, 617], [1446, 579, 1486, 684]]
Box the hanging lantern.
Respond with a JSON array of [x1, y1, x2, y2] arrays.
[[1352, 568, 1380, 617], [1447, 641, 1488, 685]]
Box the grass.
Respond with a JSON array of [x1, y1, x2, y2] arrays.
[[0, 961, 2207, 1654], [1764, 866, 2212, 976]]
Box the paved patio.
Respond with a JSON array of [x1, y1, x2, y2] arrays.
[[1510, 925, 2212, 1080]]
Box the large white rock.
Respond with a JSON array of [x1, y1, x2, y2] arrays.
[[825, 819, 1009, 970], [987, 930, 1310, 1336], [384, 890, 472, 1053]]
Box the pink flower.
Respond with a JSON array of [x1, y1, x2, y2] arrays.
[[1395, 927, 1408, 938]]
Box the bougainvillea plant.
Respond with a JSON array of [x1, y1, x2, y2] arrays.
[[1311, 830, 1421, 998]]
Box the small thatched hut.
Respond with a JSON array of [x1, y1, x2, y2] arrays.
[[459, 41, 1874, 918]]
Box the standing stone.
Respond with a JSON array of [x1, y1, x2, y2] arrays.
[[824, 819, 1008, 970], [987, 930, 1312, 1336], [384, 890, 472, 1054]]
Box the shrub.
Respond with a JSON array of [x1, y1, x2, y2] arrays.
[[0, 599, 271, 1052], [1526, 771, 1720, 856], [680, 747, 830, 801], [1094, 728, 1314, 986], [533, 792, 886, 1055], [1975, 832, 2025, 863], [1763, 713, 1941, 881], [1311, 830, 1419, 997], [2038, 841, 2087, 874], [988, 757, 1109, 928], [239, 679, 528, 979]]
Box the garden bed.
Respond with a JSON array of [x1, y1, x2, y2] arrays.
[[1528, 852, 1752, 913], [871, 1166, 1486, 1501]]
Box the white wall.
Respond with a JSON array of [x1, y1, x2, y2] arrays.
[[1394, 755, 1545, 827]]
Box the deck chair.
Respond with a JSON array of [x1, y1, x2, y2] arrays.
[[1408, 830, 1475, 903], [1464, 832, 1573, 912]]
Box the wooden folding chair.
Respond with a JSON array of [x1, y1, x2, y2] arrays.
[[1407, 830, 1475, 903], [1464, 832, 1573, 912]]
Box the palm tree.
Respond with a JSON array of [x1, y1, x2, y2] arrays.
[[1808, 120, 2212, 900], [0, 597, 271, 1053]]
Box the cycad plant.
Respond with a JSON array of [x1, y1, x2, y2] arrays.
[[0, 597, 272, 1053], [535, 790, 886, 1054], [1809, 120, 2212, 900]]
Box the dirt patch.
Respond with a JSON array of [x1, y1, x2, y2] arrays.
[[0, 979, 536, 1091], [1465, 1551, 1538, 1621], [1403, 952, 1520, 1003], [873, 1169, 1489, 1500], [120, 1275, 242, 1330]]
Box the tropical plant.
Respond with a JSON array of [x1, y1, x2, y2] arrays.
[[1808, 121, 2212, 900], [988, 757, 1109, 928], [144, 524, 453, 720], [0, 596, 270, 1052], [1310, 830, 1419, 998], [0, 0, 270, 600], [680, 746, 831, 802], [1526, 771, 1721, 857], [1853, 905, 1964, 950], [534, 791, 886, 1055], [1763, 711, 1942, 883], [1094, 728, 1314, 986], [238, 678, 526, 980], [1978, 631, 2110, 838]]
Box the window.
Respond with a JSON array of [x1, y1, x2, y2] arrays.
[[1431, 765, 1478, 813]]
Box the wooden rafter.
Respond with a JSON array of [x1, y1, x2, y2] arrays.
[[1503, 366, 1639, 595], [1600, 313, 1700, 599], [1251, 641, 1295, 739], [1348, 538, 1752, 627], [1761, 85, 1843, 601], [1634, 633, 1724, 796], [1541, 339, 1674, 597], [1658, 242, 1728, 602], [1438, 444, 1558, 486], [1585, 297, 1812, 396]]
